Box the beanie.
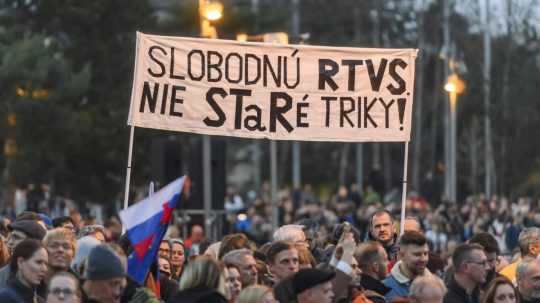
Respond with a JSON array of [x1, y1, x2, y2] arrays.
[[83, 244, 126, 281]]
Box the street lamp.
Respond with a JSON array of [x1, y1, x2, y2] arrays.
[[199, 0, 222, 39], [199, 0, 222, 241], [444, 73, 465, 202]]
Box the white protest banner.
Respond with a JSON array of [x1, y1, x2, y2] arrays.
[[128, 32, 418, 142]]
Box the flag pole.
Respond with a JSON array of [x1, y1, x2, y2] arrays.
[[123, 125, 135, 210], [399, 141, 409, 235], [149, 181, 155, 197]]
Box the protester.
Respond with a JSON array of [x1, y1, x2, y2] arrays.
[[0, 239, 49, 302], [481, 277, 518, 303], [169, 256, 228, 303], [5, 219, 47, 255], [80, 244, 128, 303], [273, 225, 309, 250], [291, 268, 335, 303], [222, 248, 258, 287], [403, 217, 422, 233], [383, 231, 431, 301], [159, 256, 180, 301], [46, 271, 81, 303], [159, 239, 171, 260], [44, 227, 77, 283], [218, 233, 251, 260], [368, 210, 399, 262], [355, 241, 391, 299], [184, 225, 205, 256], [237, 285, 278, 303], [266, 241, 299, 285], [159, 256, 172, 277], [409, 275, 447, 303], [224, 264, 242, 303], [170, 238, 186, 280], [469, 232, 501, 289], [500, 227, 540, 283], [444, 243, 488, 303], [516, 259, 540, 303], [0, 219, 47, 288]]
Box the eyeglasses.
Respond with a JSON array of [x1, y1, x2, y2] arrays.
[[49, 287, 77, 297], [467, 260, 488, 267]]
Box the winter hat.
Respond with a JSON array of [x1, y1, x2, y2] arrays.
[[8, 220, 46, 240], [83, 244, 126, 281]]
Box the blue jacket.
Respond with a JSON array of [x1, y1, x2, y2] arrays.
[[383, 261, 433, 302]]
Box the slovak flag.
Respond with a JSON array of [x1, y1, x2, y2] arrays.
[[119, 176, 186, 284]]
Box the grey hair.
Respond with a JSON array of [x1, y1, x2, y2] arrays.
[[273, 224, 304, 242], [410, 275, 447, 299], [516, 259, 540, 282], [222, 248, 253, 266], [519, 227, 540, 256]]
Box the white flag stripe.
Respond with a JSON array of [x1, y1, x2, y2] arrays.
[[120, 176, 185, 230]]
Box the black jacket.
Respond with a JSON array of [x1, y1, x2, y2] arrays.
[[443, 276, 480, 303], [360, 273, 391, 298], [0, 278, 43, 303], [167, 288, 227, 303]]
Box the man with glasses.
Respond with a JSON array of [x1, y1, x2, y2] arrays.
[[469, 232, 501, 289], [444, 243, 488, 303], [47, 272, 81, 303]]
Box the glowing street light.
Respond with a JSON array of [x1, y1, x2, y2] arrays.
[[204, 2, 223, 21], [444, 73, 465, 202], [199, 0, 222, 38]]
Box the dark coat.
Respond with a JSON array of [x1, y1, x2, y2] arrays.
[[443, 276, 480, 303], [167, 288, 227, 303], [0, 278, 44, 303], [360, 273, 391, 298]]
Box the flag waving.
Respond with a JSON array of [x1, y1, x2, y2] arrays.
[[119, 176, 186, 284]]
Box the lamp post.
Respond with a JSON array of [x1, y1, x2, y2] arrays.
[[199, 0, 222, 240], [444, 73, 465, 202]]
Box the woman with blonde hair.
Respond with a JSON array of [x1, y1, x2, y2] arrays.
[[237, 285, 278, 303], [169, 255, 227, 303]]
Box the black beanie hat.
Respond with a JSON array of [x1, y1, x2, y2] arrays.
[[292, 268, 336, 295], [83, 244, 126, 280]]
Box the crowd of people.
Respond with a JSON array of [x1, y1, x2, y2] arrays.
[[0, 199, 539, 303], [0, 181, 539, 303]]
